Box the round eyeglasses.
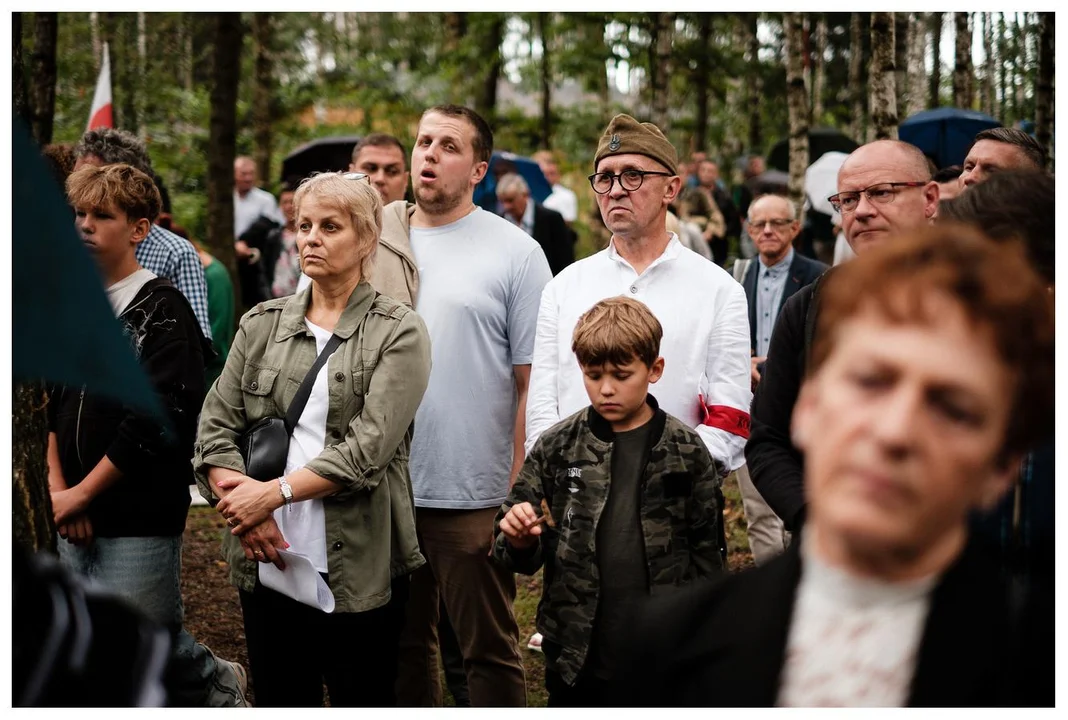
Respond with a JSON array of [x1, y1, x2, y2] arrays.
[[588, 169, 674, 194]]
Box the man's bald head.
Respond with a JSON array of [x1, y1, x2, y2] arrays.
[[234, 156, 257, 195], [835, 140, 938, 255]]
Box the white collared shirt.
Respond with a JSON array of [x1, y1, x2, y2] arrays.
[[543, 183, 578, 222], [526, 233, 753, 473], [755, 247, 794, 358], [505, 200, 536, 237]]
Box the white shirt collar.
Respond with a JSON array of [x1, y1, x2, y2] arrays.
[[607, 233, 683, 274]]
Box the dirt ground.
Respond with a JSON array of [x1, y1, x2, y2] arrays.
[[181, 473, 755, 707]]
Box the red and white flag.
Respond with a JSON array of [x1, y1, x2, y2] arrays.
[[87, 42, 113, 130]]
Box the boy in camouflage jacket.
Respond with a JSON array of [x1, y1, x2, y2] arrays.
[[493, 297, 725, 706]]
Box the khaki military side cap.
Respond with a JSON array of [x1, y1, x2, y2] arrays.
[[594, 114, 678, 175]]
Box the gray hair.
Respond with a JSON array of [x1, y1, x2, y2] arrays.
[[74, 128, 154, 177], [496, 173, 530, 197]]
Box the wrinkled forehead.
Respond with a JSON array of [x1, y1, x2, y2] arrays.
[[595, 152, 669, 174]]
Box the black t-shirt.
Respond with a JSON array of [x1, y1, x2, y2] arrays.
[[586, 419, 654, 680]]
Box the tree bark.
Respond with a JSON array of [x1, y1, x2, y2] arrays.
[[183, 13, 194, 91], [137, 12, 147, 139], [746, 13, 763, 153], [13, 13, 30, 127], [812, 14, 827, 122], [952, 12, 974, 108], [538, 13, 553, 149], [650, 12, 674, 132], [981, 13, 995, 115], [252, 13, 274, 184], [1034, 12, 1054, 161], [907, 14, 927, 116], [784, 12, 810, 219], [997, 13, 1008, 123], [928, 12, 943, 107], [475, 14, 505, 127], [30, 12, 58, 146], [206, 13, 242, 289], [869, 12, 898, 141], [90, 11, 101, 72], [848, 12, 865, 140], [13, 383, 55, 554], [692, 13, 712, 153], [894, 13, 909, 118]]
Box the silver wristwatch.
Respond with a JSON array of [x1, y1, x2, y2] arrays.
[[278, 476, 294, 507]]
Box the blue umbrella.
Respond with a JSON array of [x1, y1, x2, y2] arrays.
[[899, 107, 1001, 170], [474, 151, 553, 210]]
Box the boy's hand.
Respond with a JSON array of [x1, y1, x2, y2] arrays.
[[499, 502, 547, 550]]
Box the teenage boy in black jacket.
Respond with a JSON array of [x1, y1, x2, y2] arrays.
[[48, 163, 248, 706]]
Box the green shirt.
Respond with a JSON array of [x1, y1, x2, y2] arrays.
[[203, 257, 235, 387]]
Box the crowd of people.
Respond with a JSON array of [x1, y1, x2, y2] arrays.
[[36, 103, 1054, 708]]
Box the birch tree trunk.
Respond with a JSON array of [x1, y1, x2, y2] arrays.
[[928, 12, 943, 107], [30, 12, 58, 146], [1015, 13, 1029, 115], [907, 15, 927, 116], [849, 12, 865, 140], [953, 12, 974, 108], [1034, 12, 1054, 163], [784, 12, 810, 219], [981, 13, 995, 115], [997, 13, 1008, 122], [90, 11, 101, 72], [746, 13, 763, 153], [812, 14, 827, 122], [136, 12, 147, 139], [869, 12, 898, 141], [894, 13, 909, 117], [252, 13, 273, 185]]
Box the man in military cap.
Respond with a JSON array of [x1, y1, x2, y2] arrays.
[[525, 117, 752, 663]]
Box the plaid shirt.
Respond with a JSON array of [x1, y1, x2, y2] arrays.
[[136, 224, 213, 340]]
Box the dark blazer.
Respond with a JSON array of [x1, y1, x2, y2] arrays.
[[530, 203, 575, 276], [741, 252, 827, 353], [618, 539, 1053, 707]]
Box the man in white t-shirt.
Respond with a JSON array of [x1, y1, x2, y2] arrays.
[[386, 105, 552, 707], [233, 155, 283, 241], [523, 114, 752, 660]]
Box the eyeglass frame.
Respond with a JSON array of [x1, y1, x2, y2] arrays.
[[747, 217, 796, 230], [828, 181, 928, 214], [587, 169, 675, 195]]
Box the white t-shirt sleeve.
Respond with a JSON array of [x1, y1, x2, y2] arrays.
[[695, 281, 753, 474], [525, 282, 562, 455], [507, 246, 553, 365]]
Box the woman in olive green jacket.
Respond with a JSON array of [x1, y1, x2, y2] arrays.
[[193, 172, 431, 707]]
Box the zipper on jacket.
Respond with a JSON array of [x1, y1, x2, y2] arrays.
[[75, 386, 86, 469]]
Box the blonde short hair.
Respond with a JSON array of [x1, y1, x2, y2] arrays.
[[571, 296, 663, 368], [293, 172, 382, 277], [66, 163, 161, 224]]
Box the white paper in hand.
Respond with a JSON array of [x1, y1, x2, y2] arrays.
[[259, 549, 335, 612]]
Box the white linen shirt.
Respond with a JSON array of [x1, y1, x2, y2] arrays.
[[526, 234, 753, 474]]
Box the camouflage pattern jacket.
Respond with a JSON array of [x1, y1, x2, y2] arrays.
[[492, 396, 726, 685]]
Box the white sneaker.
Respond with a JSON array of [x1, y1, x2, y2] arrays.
[[527, 632, 543, 653]]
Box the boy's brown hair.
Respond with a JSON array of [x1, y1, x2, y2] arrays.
[[571, 296, 663, 368], [66, 163, 162, 225], [812, 224, 1054, 458]]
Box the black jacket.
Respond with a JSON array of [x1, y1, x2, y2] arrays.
[[619, 538, 1053, 707], [741, 252, 827, 353], [48, 278, 207, 537], [530, 203, 575, 276], [744, 272, 827, 531]]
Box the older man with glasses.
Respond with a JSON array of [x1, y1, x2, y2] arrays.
[[522, 116, 752, 665], [744, 140, 938, 549]]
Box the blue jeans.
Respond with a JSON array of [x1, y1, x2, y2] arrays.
[[57, 535, 244, 706]]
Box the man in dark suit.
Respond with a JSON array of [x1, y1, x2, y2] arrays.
[[734, 194, 825, 564], [619, 228, 1054, 707], [497, 172, 574, 276]]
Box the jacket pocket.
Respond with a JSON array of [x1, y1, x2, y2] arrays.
[[241, 364, 280, 415]]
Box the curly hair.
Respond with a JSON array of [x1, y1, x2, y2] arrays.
[[74, 128, 154, 177]]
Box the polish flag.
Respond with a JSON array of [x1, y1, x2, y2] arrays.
[[87, 42, 113, 130]]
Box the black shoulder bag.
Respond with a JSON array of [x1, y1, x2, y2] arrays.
[[238, 334, 343, 480]]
